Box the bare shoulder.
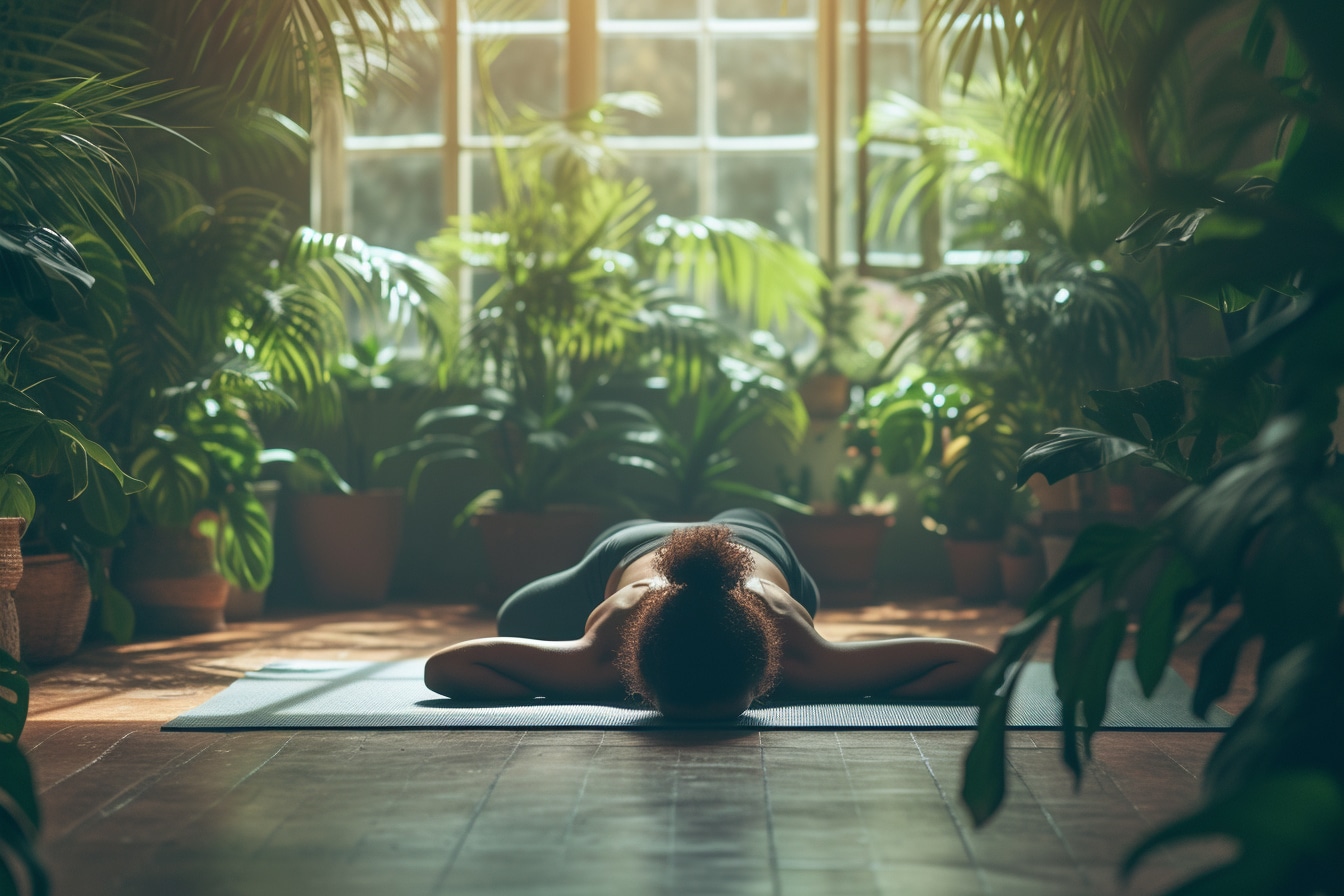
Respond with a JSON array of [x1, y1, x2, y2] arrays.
[[583, 580, 654, 654]]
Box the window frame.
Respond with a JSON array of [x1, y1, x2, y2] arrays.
[[313, 0, 943, 276]]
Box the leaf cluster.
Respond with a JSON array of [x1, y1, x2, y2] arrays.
[[956, 4, 1344, 894]]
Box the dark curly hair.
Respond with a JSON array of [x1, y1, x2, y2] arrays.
[[614, 525, 783, 717]]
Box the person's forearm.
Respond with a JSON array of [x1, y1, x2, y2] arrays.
[[424, 652, 541, 700], [785, 637, 995, 701], [423, 637, 619, 701]]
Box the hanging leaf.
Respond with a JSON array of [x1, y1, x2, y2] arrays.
[[130, 440, 210, 529], [0, 474, 35, 524], [216, 485, 273, 591]]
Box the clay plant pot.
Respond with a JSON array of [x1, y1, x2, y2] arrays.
[[0, 517, 24, 659], [781, 512, 894, 606], [998, 549, 1046, 606], [943, 538, 1003, 604], [473, 506, 608, 610], [115, 512, 230, 634], [797, 372, 853, 420], [13, 553, 93, 664], [1026, 473, 1080, 514], [225, 480, 281, 621], [290, 489, 405, 607]]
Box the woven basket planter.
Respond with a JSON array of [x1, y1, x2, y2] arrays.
[[0, 517, 23, 591], [114, 514, 229, 634], [13, 553, 92, 665], [0, 517, 24, 660]]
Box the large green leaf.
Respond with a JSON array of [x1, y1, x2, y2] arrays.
[[188, 403, 263, 482], [215, 485, 273, 591], [1124, 771, 1344, 896], [1133, 554, 1197, 695], [874, 404, 934, 476], [1016, 427, 1150, 487], [130, 440, 210, 528], [0, 402, 62, 477], [51, 420, 144, 498], [0, 474, 35, 524], [0, 224, 91, 321], [260, 447, 353, 496], [75, 462, 130, 536], [0, 651, 29, 745]]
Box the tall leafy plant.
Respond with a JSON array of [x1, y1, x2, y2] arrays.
[[953, 3, 1344, 893], [413, 92, 826, 520]]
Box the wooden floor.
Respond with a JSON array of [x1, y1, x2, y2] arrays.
[[23, 598, 1246, 896]]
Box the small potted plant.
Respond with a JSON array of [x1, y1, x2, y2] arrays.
[[114, 397, 275, 633], [857, 367, 1027, 604], [375, 378, 655, 608], [0, 378, 142, 659], [778, 399, 898, 601]]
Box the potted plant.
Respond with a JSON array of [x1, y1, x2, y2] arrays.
[[376, 377, 658, 607], [931, 5, 1344, 891], [405, 93, 826, 604], [785, 272, 880, 421], [627, 355, 811, 521], [776, 397, 899, 601], [2, 225, 145, 655], [856, 367, 1027, 603], [0, 383, 143, 658]]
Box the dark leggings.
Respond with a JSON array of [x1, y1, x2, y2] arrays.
[[496, 508, 817, 641]]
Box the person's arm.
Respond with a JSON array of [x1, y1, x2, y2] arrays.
[[771, 600, 994, 701], [424, 636, 623, 702]]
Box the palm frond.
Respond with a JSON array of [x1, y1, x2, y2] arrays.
[[640, 215, 827, 331], [0, 74, 176, 273]]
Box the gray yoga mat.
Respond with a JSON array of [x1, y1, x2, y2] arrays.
[[164, 659, 1233, 731]]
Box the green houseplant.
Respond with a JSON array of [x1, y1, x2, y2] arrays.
[[407, 93, 827, 602], [2, 0, 441, 635], [930, 2, 1344, 892], [859, 367, 1028, 602]]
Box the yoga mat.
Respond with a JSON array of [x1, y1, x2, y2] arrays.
[[164, 659, 1233, 731]]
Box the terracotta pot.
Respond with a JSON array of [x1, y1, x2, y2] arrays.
[[115, 513, 230, 634], [998, 549, 1046, 606], [474, 507, 608, 610], [1026, 474, 1080, 513], [1040, 534, 1075, 580], [291, 489, 405, 607], [1106, 484, 1136, 515], [225, 480, 281, 621], [0, 517, 23, 659], [943, 538, 1002, 604], [781, 512, 893, 605], [798, 372, 853, 420], [13, 553, 92, 664]]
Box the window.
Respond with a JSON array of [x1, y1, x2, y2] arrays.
[[318, 0, 945, 274]]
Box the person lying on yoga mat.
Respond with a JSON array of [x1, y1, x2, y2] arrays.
[[425, 508, 994, 720]]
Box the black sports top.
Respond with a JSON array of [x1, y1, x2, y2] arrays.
[[495, 509, 820, 640], [581, 519, 819, 616]]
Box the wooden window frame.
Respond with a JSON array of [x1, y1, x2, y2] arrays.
[[316, 1, 942, 274]]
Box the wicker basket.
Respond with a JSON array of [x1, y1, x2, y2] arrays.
[[0, 517, 24, 591], [0, 517, 23, 660], [12, 553, 93, 665]]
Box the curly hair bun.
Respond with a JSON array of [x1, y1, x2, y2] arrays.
[[654, 524, 753, 592]]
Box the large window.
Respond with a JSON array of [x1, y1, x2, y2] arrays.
[[319, 0, 939, 272]]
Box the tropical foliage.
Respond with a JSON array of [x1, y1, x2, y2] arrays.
[[1, 0, 447, 606], [949, 2, 1344, 893], [0, 649, 44, 896], [410, 92, 825, 522]]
